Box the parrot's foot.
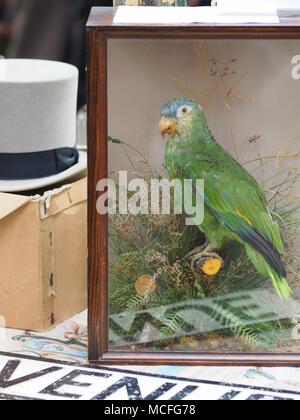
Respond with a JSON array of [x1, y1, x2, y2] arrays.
[[185, 244, 224, 277]]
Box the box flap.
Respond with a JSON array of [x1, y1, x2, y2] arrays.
[[38, 177, 87, 219], [0, 193, 31, 220]]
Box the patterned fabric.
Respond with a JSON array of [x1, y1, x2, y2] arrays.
[[0, 311, 88, 363]]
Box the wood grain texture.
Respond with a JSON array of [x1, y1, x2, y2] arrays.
[[87, 30, 108, 361], [87, 7, 300, 365]]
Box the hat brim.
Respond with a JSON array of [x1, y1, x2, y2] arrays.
[[0, 151, 87, 193]]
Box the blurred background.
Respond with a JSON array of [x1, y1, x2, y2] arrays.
[[0, 0, 211, 109], [0, 0, 112, 108]]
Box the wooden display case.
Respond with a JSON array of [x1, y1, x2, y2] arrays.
[[87, 7, 300, 365]]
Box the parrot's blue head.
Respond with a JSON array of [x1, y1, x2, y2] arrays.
[[159, 98, 203, 138]]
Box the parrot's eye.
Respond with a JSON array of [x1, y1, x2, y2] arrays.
[[177, 105, 192, 118]]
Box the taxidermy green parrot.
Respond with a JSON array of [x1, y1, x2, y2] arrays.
[[159, 98, 291, 299]]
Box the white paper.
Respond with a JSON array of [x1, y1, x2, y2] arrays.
[[220, 15, 279, 23], [114, 7, 218, 24], [215, 0, 300, 18], [215, 0, 278, 17], [216, 0, 300, 11], [216, 0, 267, 7], [113, 6, 279, 25]]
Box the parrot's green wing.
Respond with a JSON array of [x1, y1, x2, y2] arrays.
[[200, 167, 290, 298], [204, 172, 284, 262]]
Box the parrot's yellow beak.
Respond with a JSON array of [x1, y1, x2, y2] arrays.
[[159, 117, 177, 137]]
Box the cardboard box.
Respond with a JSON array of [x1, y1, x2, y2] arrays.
[[0, 178, 87, 332]]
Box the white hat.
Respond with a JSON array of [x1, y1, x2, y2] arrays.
[[0, 59, 87, 192]]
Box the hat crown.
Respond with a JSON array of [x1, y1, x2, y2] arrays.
[[0, 59, 78, 154]]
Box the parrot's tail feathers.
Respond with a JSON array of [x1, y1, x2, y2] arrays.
[[245, 245, 291, 300], [268, 270, 292, 300], [239, 227, 287, 278], [221, 214, 287, 278]]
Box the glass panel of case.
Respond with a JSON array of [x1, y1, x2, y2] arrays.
[[104, 38, 300, 353]]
